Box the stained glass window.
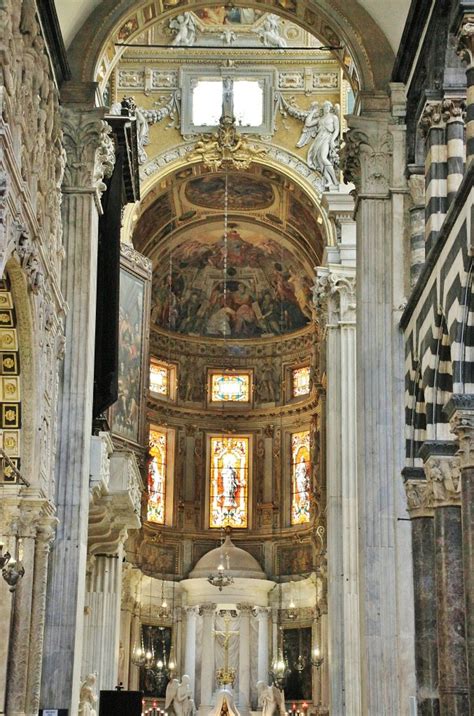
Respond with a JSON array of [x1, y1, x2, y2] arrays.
[[292, 366, 311, 397], [291, 430, 311, 525], [147, 429, 167, 524], [150, 361, 169, 396], [210, 373, 250, 403], [209, 436, 249, 528]]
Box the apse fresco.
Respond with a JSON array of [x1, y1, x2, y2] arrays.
[[147, 429, 167, 524], [194, 7, 263, 25], [184, 174, 274, 211], [151, 224, 313, 339], [291, 430, 311, 525], [209, 436, 249, 528], [288, 195, 320, 240]]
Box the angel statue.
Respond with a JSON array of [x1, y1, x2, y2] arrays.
[[165, 675, 195, 716], [257, 681, 286, 716], [169, 12, 197, 46], [255, 14, 287, 48], [291, 99, 340, 188], [78, 673, 98, 716]]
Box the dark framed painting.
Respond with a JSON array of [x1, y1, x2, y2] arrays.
[[109, 243, 152, 449]]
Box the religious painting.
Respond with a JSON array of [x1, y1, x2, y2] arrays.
[[139, 625, 172, 697], [184, 174, 274, 211], [210, 371, 251, 403], [278, 543, 314, 576], [194, 7, 263, 25], [291, 430, 311, 525], [288, 195, 321, 246], [209, 435, 249, 528], [147, 429, 167, 524], [133, 192, 174, 247], [110, 269, 145, 442], [150, 361, 169, 397], [282, 627, 312, 700], [151, 221, 313, 339], [110, 245, 151, 448], [292, 366, 310, 398]]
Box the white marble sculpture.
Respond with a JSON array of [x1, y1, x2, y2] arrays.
[[255, 14, 287, 48], [169, 12, 197, 46], [257, 682, 286, 716], [78, 673, 98, 716], [295, 100, 340, 188], [165, 675, 196, 716], [208, 688, 241, 716]]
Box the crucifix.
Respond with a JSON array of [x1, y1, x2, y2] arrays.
[[214, 612, 239, 684]]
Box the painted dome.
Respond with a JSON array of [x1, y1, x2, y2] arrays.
[[189, 535, 266, 579]]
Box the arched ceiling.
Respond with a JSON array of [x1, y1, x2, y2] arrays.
[[133, 164, 322, 340], [55, 0, 410, 53]]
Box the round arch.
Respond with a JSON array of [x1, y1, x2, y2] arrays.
[[122, 148, 337, 249], [65, 0, 394, 99]]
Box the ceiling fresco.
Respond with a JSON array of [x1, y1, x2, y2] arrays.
[[150, 219, 315, 339], [184, 174, 275, 211]]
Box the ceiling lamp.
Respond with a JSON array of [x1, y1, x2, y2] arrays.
[[207, 552, 234, 591]]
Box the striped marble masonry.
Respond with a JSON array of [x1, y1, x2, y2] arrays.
[[421, 103, 447, 254]]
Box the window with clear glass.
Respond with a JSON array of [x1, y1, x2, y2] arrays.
[[291, 430, 311, 525], [192, 80, 223, 126], [150, 361, 169, 396], [233, 80, 263, 126], [147, 428, 167, 524], [209, 436, 249, 528], [210, 373, 251, 403], [292, 366, 311, 398]]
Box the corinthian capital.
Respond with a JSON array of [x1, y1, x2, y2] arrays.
[[313, 267, 356, 325], [61, 107, 115, 195], [457, 15, 474, 66], [419, 102, 446, 136], [340, 116, 392, 196]]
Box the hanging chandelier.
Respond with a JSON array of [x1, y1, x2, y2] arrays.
[[207, 551, 234, 591]]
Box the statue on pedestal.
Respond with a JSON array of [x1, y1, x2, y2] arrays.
[[257, 682, 286, 716], [165, 675, 196, 716]]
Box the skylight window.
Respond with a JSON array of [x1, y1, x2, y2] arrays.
[[233, 80, 263, 126], [192, 80, 223, 126]]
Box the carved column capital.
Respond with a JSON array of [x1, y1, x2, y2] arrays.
[[313, 267, 356, 326], [61, 107, 115, 198], [253, 606, 270, 620], [445, 395, 474, 469], [237, 603, 254, 615], [341, 116, 392, 196], [404, 479, 434, 518], [200, 602, 216, 616], [419, 101, 446, 137], [456, 15, 474, 67], [423, 454, 461, 508], [442, 98, 467, 123], [185, 605, 200, 618]]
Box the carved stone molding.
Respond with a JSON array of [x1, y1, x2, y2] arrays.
[[442, 98, 467, 123], [424, 456, 461, 508], [404, 479, 434, 518], [445, 395, 474, 469], [61, 108, 116, 196], [407, 172, 425, 208], [457, 15, 474, 66], [341, 118, 392, 196], [200, 602, 217, 616], [419, 102, 446, 136], [312, 268, 356, 325]]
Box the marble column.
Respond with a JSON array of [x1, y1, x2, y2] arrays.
[[443, 100, 465, 206], [407, 167, 426, 288], [185, 606, 199, 695], [255, 607, 270, 684], [420, 442, 469, 714], [41, 108, 115, 714], [341, 89, 415, 714], [447, 396, 474, 711], [82, 550, 124, 693], [311, 610, 322, 708], [457, 17, 474, 166], [313, 264, 359, 716], [238, 604, 252, 715], [6, 495, 55, 716], [319, 606, 329, 713], [403, 469, 439, 715], [129, 607, 141, 690], [199, 603, 216, 712], [118, 566, 141, 689]]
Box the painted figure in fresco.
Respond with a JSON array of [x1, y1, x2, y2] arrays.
[[231, 282, 257, 335]]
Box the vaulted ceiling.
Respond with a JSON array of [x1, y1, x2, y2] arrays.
[[54, 0, 411, 53]]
